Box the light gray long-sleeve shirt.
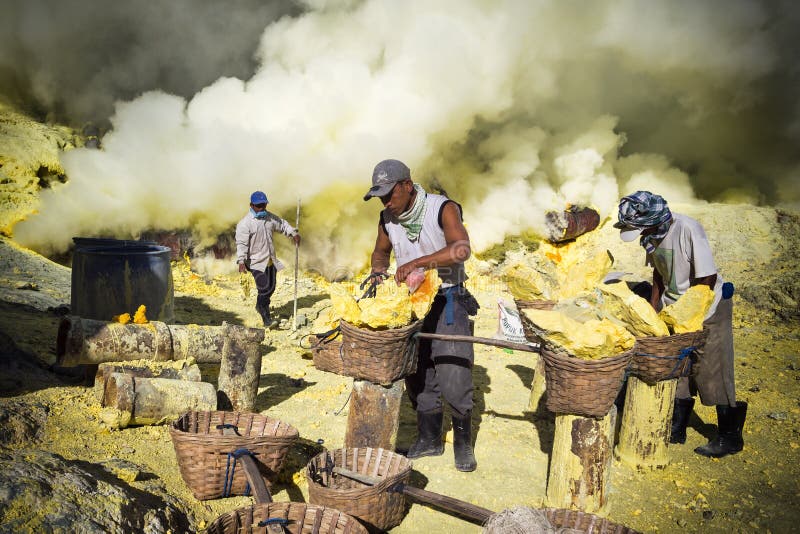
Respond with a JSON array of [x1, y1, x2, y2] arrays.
[[235, 211, 297, 272]]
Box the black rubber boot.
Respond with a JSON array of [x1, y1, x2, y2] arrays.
[[695, 402, 747, 458], [669, 397, 695, 444], [406, 409, 444, 459], [452, 411, 477, 472], [256, 305, 278, 329]]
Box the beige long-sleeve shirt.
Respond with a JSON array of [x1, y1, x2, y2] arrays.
[[235, 211, 297, 272]]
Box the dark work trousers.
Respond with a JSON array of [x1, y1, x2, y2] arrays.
[[405, 287, 479, 417], [249, 264, 277, 318]]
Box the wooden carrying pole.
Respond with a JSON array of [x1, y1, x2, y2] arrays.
[[292, 197, 300, 331], [415, 332, 539, 353], [615, 376, 677, 470], [345, 379, 405, 450], [546, 405, 617, 513], [333, 466, 495, 525]]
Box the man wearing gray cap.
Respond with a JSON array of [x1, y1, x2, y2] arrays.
[[236, 191, 301, 329], [364, 159, 480, 472], [615, 190, 745, 458]]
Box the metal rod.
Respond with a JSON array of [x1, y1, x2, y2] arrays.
[[292, 197, 300, 331], [414, 332, 540, 353]]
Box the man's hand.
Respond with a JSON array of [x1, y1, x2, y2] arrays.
[[292, 234, 301, 245], [238, 263, 247, 273], [395, 261, 421, 284]]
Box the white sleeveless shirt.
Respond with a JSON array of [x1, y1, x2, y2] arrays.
[[381, 193, 467, 288]]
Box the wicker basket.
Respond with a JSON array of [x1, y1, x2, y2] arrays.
[[306, 447, 412, 532], [540, 348, 632, 418], [204, 502, 368, 534], [631, 330, 708, 385], [312, 340, 345, 375], [514, 299, 556, 344], [338, 320, 423, 385], [543, 508, 640, 533], [170, 410, 299, 500]]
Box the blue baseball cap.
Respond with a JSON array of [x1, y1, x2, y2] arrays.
[[250, 191, 268, 204]]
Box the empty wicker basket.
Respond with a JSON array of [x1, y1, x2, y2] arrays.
[[631, 330, 707, 385], [339, 320, 422, 385], [170, 410, 299, 500], [540, 348, 632, 418], [205, 502, 368, 534], [306, 447, 412, 531]]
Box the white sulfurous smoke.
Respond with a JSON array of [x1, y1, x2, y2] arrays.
[[10, 0, 800, 277]]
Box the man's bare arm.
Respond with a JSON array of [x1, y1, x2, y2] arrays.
[[370, 221, 393, 276]]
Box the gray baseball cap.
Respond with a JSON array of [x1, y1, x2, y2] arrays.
[[363, 159, 410, 201]]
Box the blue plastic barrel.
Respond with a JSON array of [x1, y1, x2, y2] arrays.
[[70, 239, 174, 323]]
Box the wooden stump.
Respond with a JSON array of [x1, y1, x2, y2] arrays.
[[217, 322, 266, 412], [527, 354, 548, 417], [615, 376, 676, 470], [546, 405, 616, 513], [102, 373, 216, 428], [345, 379, 404, 449]]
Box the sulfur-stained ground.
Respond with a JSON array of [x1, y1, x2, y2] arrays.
[[1, 222, 799, 533]]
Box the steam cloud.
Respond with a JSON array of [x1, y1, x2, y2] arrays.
[[8, 0, 800, 277]]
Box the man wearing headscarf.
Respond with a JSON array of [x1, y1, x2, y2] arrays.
[[615, 191, 746, 458], [364, 159, 480, 472], [235, 191, 300, 329]]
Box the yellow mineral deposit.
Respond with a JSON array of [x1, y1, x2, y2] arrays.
[[659, 285, 715, 334], [112, 312, 132, 324], [132, 304, 148, 324], [409, 269, 441, 319], [327, 271, 441, 329], [598, 281, 670, 337], [522, 308, 635, 359], [504, 239, 613, 302]]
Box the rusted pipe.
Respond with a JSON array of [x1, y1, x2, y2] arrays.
[[57, 316, 264, 366], [545, 206, 600, 243]]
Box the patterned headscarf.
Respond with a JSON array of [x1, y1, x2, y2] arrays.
[[395, 184, 427, 241], [616, 191, 672, 253]]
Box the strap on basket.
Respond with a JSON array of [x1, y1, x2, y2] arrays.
[[216, 423, 241, 436], [258, 518, 290, 528], [222, 448, 254, 497], [634, 346, 696, 379]]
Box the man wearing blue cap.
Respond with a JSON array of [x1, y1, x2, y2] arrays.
[[614, 190, 745, 458], [364, 159, 480, 472], [236, 191, 300, 329]]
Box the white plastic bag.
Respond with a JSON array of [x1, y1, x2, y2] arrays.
[[496, 298, 527, 343]]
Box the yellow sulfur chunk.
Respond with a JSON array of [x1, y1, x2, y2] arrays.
[[503, 261, 556, 301], [312, 307, 339, 333], [659, 285, 715, 334], [330, 284, 361, 325], [522, 308, 635, 360], [112, 313, 131, 324], [409, 270, 441, 320], [358, 282, 413, 328], [598, 282, 670, 337], [133, 304, 148, 324], [556, 249, 614, 300]]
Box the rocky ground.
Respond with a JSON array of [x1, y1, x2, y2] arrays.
[[1, 104, 799, 533]]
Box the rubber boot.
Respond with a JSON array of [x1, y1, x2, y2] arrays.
[[452, 411, 477, 472], [669, 397, 695, 444], [406, 409, 444, 459], [695, 401, 747, 458], [256, 305, 278, 329]]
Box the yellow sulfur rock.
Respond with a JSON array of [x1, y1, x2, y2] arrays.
[[330, 284, 361, 324], [409, 269, 442, 319], [522, 308, 635, 360], [660, 285, 715, 334], [133, 304, 148, 324], [358, 282, 413, 328], [112, 313, 131, 324], [598, 282, 670, 337], [556, 249, 614, 300], [503, 261, 556, 301]]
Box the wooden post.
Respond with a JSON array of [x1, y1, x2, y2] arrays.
[[345, 379, 405, 449], [527, 354, 548, 417], [217, 322, 266, 412], [615, 376, 676, 470], [546, 405, 616, 513], [102, 373, 216, 428]]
